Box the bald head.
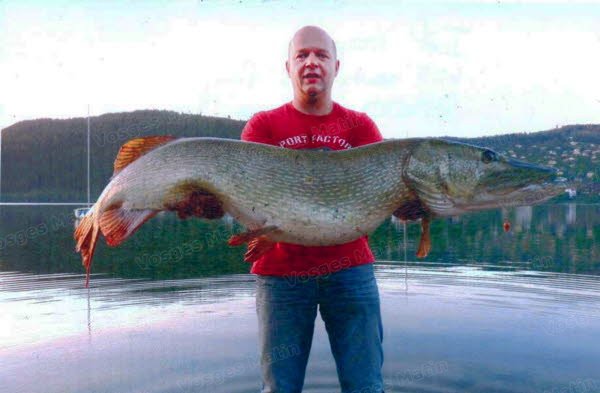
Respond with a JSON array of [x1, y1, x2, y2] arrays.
[[286, 25, 340, 113], [288, 25, 337, 60]]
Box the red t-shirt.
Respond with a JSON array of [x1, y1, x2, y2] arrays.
[[240, 101, 383, 277]]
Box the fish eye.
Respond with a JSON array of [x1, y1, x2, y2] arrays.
[[481, 150, 496, 164]]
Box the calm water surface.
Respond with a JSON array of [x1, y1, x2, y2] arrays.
[[1, 204, 599, 393]]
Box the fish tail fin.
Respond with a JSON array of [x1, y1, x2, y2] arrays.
[[74, 210, 100, 288], [74, 203, 159, 287]]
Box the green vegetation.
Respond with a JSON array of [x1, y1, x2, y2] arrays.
[[1, 111, 598, 202], [447, 124, 599, 202], [1, 110, 245, 202], [1, 204, 597, 278]]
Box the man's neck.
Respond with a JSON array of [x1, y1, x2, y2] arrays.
[[291, 94, 334, 116]]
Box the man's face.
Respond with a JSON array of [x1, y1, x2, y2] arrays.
[[286, 29, 339, 100]]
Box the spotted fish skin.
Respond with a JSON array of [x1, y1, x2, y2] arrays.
[[98, 137, 413, 245], [75, 136, 564, 287]]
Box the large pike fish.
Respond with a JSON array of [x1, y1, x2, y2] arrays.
[[75, 136, 564, 287]]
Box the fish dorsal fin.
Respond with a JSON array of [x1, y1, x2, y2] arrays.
[[113, 135, 176, 176]]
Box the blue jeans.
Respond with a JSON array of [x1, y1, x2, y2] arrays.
[[256, 263, 384, 393]]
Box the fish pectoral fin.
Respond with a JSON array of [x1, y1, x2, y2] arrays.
[[227, 225, 279, 246], [113, 135, 177, 176], [416, 216, 431, 258], [99, 205, 158, 246], [243, 236, 276, 263], [166, 189, 225, 220]]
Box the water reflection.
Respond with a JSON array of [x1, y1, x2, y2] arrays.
[[0, 203, 599, 392], [384, 204, 599, 275], [0, 204, 598, 285], [515, 205, 532, 231], [0, 270, 257, 349], [566, 203, 577, 225], [2, 265, 600, 393]]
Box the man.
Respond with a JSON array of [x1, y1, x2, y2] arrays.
[[241, 25, 385, 393]]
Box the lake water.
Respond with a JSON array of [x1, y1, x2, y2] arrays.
[[1, 204, 599, 393]]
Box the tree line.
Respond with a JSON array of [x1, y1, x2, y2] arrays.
[[1, 110, 598, 202], [1, 110, 245, 202]]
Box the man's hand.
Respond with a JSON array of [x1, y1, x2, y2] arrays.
[[167, 191, 225, 220]]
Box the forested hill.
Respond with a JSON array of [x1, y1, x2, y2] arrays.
[[1, 110, 598, 202], [447, 124, 599, 201], [1, 110, 245, 201]]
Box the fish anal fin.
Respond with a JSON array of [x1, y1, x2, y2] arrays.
[[416, 216, 431, 258], [227, 225, 279, 246], [113, 135, 176, 176], [244, 236, 276, 263], [99, 205, 158, 247]]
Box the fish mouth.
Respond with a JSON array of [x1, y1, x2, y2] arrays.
[[478, 158, 558, 196], [411, 179, 567, 218], [508, 158, 557, 172], [507, 158, 559, 181], [462, 179, 567, 211]]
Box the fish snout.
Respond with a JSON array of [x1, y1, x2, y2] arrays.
[[506, 158, 558, 178], [476, 157, 559, 198]]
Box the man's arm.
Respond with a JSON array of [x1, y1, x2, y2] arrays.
[[353, 114, 383, 147], [241, 112, 276, 145]]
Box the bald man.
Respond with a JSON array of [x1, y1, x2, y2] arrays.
[[241, 26, 385, 393]]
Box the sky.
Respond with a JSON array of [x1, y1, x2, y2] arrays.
[[1, 0, 600, 138]]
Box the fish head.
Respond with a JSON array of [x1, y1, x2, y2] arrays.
[[405, 139, 566, 216]]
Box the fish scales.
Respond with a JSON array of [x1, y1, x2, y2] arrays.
[[75, 136, 564, 287], [105, 138, 409, 245]]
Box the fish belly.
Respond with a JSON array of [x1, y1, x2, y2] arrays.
[[225, 197, 381, 246]]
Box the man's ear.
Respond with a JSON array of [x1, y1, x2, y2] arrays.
[[334, 60, 340, 77], [285, 60, 291, 77]]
